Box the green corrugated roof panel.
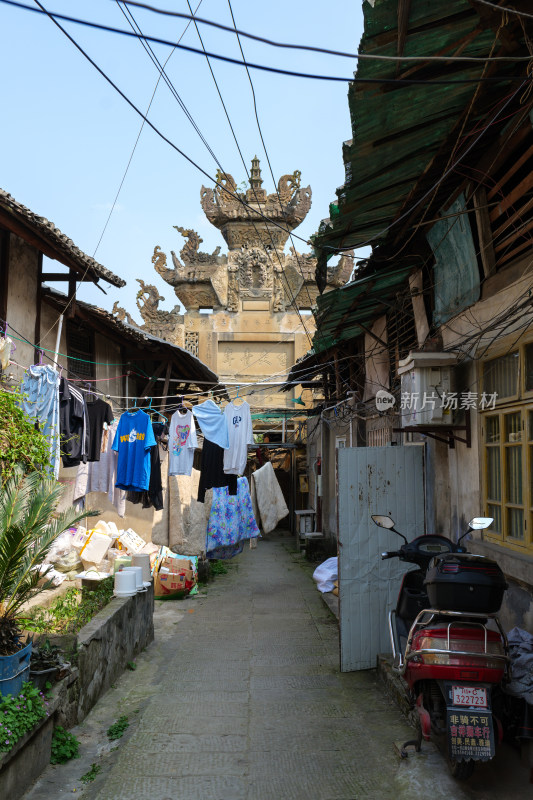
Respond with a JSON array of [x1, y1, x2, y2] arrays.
[[313, 264, 413, 354], [313, 0, 518, 253]]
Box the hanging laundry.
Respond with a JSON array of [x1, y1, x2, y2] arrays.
[[19, 364, 61, 479], [126, 422, 168, 511], [206, 476, 259, 558], [192, 399, 229, 449], [197, 439, 237, 503], [223, 399, 254, 476], [85, 396, 114, 462], [59, 378, 88, 468], [73, 419, 126, 517], [251, 462, 289, 533], [168, 408, 197, 476], [0, 336, 14, 370], [112, 409, 156, 492]]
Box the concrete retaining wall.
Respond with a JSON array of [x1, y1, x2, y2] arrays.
[[0, 584, 154, 800], [76, 584, 154, 721]]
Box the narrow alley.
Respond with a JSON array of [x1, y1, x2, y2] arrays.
[[21, 534, 527, 800]]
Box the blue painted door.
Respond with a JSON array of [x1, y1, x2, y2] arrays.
[[337, 446, 425, 672]]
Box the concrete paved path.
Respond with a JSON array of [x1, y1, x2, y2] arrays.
[[23, 534, 531, 799]]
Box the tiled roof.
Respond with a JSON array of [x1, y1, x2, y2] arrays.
[[0, 189, 125, 288]]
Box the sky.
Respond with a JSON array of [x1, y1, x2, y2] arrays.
[[1, 0, 366, 324]]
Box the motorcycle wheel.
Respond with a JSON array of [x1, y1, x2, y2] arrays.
[[447, 757, 475, 781]]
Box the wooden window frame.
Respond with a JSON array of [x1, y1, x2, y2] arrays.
[[480, 337, 533, 552]]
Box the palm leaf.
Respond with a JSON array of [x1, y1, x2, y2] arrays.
[[0, 471, 98, 623]]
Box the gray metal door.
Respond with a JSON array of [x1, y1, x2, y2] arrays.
[[337, 446, 425, 672]]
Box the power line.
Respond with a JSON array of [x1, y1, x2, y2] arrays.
[[117, 0, 314, 344], [475, 0, 533, 21], [93, 0, 205, 257], [29, 0, 315, 249], [224, 0, 320, 331], [318, 76, 530, 254], [7, 1, 533, 84], [13, 0, 533, 63], [181, 0, 314, 345]]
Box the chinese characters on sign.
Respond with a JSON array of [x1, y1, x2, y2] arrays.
[[447, 710, 494, 761], [400, 392, 497, 411]]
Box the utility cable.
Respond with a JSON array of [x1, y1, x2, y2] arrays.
[[183, 0, 314, 345], [117, 0, 314, 344], [93, 0, 205, 257], [225, 0, 320, 328], [9, 0, 533, 62], [7, 1, 533, 84]]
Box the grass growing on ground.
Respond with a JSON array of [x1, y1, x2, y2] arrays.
[[81, 763, 101, 783], [23, 578, 114, 635], [107, 715, 129, 740], [50, 726, 80, 764]]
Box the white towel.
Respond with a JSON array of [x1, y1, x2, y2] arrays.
[[251, 462, 289, 534]]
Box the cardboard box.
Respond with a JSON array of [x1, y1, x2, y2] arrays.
[[163, 557, 192, 573], [154, 570, 188, 597]]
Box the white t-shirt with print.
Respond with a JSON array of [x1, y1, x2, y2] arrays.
[[168, 409, 198, 476], [223, 400, 254, 476]]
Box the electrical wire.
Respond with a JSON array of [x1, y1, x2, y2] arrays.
[[225, 0, 319, 324], [92, 0, 205, 257], [116, 0, 314, 346], [6, 1, 532, 84], [319, 75, 531, 254], [475, 0, 533, 21], [10, 0, 533, 63], [182, 0, 314, 345]]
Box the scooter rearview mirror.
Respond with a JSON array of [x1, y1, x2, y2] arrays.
[[371, 514, 395, 529], [468, 517, 494, 530]]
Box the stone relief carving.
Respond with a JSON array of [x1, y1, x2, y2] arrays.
[[135, 279, 181, 339], [172, 226, 221, 267], [277, 171, 301, 204], [112, 302, 138, 326], [235, 247, 271, 291], [227, 262, 239, 313]]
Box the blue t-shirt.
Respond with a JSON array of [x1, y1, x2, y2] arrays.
[[112, 410, 156, 491]]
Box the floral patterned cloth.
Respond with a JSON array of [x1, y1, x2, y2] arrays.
[[206, 476, 259, 558]]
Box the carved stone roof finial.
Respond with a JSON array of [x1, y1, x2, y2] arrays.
[[249, 156, 263, 191]]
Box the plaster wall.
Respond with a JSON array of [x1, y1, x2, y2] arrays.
[[6, 234, 39, 381], [185, 307, 313, 408]]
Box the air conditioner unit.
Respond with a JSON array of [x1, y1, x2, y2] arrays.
[[397, 352, 457, 427]]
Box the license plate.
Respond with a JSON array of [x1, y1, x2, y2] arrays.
[[451, 685, 488, 708]]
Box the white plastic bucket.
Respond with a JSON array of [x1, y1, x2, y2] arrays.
[[122, 566, 145, 591], [113, 569, 137, 597], [132, 553, 151, 583]]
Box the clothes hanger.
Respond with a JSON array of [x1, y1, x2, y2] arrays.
[[233, 386, 244, 407]]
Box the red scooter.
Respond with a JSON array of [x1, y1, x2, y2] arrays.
[[372, 514, 509, 780]]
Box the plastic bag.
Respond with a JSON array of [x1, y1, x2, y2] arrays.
[[312, 556, 338, 593], [54, 551, 83, 574], [45, 530, 76, 564]]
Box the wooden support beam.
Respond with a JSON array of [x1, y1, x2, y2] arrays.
[[160, 361, 173, 411], [409, 269, 430, 346], [41, 272, 93, 282], [67, 269, 77, 319], [139, 361, 167, 399], [34, 252, 42, 363], [334, 351, 342, 399], [472, 187, 496, 278], [489, 170, 533, 222], [0, 229, 9, 329]]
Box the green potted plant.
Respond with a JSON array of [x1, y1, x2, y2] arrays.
[[0, 468, 94, 696]]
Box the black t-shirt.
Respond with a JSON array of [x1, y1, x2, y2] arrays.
[[85, 398, 114, 462], [59, 379, 87, 468], [197, 438, 237, 503]]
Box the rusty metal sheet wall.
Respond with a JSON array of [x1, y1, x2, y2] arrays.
[[338, 445, 425, 672]]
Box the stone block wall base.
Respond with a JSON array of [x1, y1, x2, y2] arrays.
[[0, 710, 55, 800], [377, 653, 419, 730]]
